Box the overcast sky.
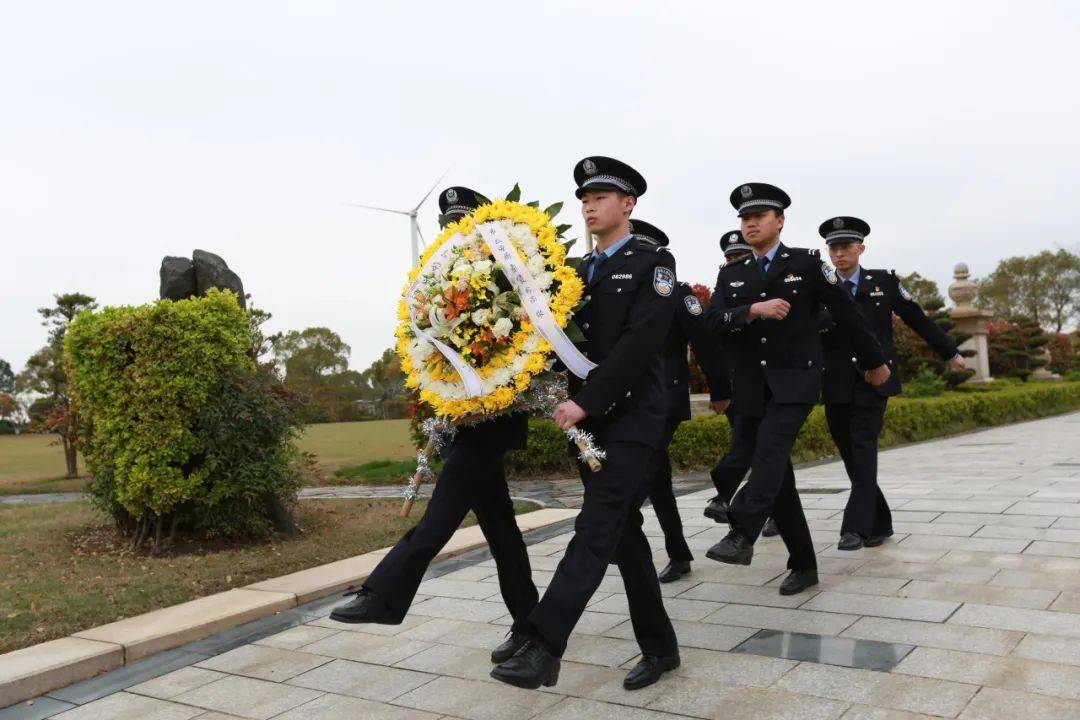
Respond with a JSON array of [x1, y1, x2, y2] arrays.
[[3, 1, 1079, 375]]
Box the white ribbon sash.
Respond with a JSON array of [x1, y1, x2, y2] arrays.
[[478, 222, 596, 379], [407, 233, 485, 398]]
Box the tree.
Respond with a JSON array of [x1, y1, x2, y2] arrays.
[[987, 316, 1050, 381], [15, 293, 97, 477], [977, 250, 1080, 332], [0, 358, 14, 393], [273, 327, 351, 382], [359, 348, 407, 419], [892, 272, 974, 388]]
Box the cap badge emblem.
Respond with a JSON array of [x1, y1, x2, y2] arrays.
[[740, 185, 753, 198], [445, 188, 458, 203], [729, 233, 738, 241], [583, 159, 598, 176], [833, 218, 844, 229]]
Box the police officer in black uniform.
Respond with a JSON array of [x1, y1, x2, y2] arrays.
[[491, 157, 679, 691], [331, 187, 538, 665], [818, 216, 966, 550], [631, 220, 731, 584], [703, 183, 890, 596]]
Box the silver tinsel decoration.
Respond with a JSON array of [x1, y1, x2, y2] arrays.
[[564, 425, 607, 464]]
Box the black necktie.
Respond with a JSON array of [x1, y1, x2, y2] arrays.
[[589, 252, 606, 282], [844, 280, 857, 297], [757, 256, 770, 278]]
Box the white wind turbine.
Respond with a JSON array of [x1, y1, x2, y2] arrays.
[[346, 170, 449, 266]]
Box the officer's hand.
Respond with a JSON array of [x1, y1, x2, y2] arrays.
[[864, 364, 891, 387], [947, 355, 967, 371], [553, 401, 587, 430], [749, 299, 791, 321], [710, 399, 731, 414]]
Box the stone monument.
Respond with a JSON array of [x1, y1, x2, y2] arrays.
[[948, 262, 993, 383], [159, 250, 246, 308]]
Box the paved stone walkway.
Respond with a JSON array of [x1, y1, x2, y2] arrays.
[[9, 412, 1080, 719]]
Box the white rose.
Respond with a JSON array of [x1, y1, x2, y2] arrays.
[[492, 317, 513, 339], [472, 259, 493, 275], [410, 339, 434, 361]]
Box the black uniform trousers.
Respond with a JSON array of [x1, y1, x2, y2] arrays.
[[726, 393, 818, 572], [710, 408, 752, 503], [648, 419, 693, 563], [527, 441, 677, 658], [364, 440, 538, 634], [825, 384, 893, 538]]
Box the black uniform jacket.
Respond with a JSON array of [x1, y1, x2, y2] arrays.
[[569, 237, 677, 448], [663, 282, 731, 421], [454, 411, 529, 451], [820, 268, 958, 402], [704, 243, 885, 416]]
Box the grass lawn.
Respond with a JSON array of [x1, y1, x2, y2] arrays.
[[0, 434, 88, 495], [0, 420, 415, 495], [0, 497, 535, 654], [296, 419, 414, 472]]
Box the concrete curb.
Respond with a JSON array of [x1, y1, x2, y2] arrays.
[[0, 506, 578, 710]]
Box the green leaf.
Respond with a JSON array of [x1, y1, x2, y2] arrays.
[[505, 183, 521, 202], [566, 256, 582, 269], [526, 200, 540, 208], [564, 321, 586, 343], [556, 224, 572, 236], [561, 239, 577, 254], [543, 202, 563, 219]]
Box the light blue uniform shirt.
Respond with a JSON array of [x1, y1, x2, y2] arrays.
[[586, 233, 633, 283]]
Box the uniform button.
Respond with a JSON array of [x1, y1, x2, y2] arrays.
[[793, 290, 799, 295], [759, 292, 767, 298], [807, 360, 813, 367], [673, 379, 679, 385], [625, 391, 632, 397], [851, 357, 858, 363], [731, 293, 737, 297], [582, 322, 590, 329], [875, 302, 880, 307], [616, 287, 622, 293], [760, 337, 767, 344], [760, 360, 767, 367], [585, 295, 591, 302]]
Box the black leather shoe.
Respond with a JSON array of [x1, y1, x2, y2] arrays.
[[490, 631, 528, 664], [705, 530, 753, 566], [623, 652, 680, 690], [703, 497, 729, 523], [779, 569, 819, 596], [838, 532, 864, 551], [329, 588, 400, 624], [761, 518, 779, 537], [657, 561, 691, 583], [490, 639, 560, 689], [864, 533, 890, 547]]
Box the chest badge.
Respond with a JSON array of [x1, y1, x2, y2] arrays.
[[783, 273, 803, 283], [611, 273, 633, 280], [653, 266, 675, 297], [821, 262, 839, 284], [684, 295, 703, 315], [729, 280, 745, 288]]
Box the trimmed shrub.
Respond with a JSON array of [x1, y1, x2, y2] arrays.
[[66, 290, 304, 547], [503, 382, 1080, 477]]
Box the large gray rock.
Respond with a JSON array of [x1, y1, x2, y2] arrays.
[[159, 256, 197, 301], [192, 249, 246, 308]]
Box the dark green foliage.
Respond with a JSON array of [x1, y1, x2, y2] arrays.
[[499, 382, 1080, 476], [988, 317, 1051, 381]]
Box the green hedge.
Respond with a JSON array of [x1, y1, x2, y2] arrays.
[[506, 381, 1080, 476], [66, 290, 305, 544]]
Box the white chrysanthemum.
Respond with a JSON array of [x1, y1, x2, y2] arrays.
[[472, 259, 493, 275], [409, 338, 434, 361], [471, 308, 491, 326], [492, 317, 513, 339]]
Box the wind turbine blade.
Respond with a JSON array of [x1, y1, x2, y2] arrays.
[[343, 202, 411, 216], [413, 166, 452, 212]]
